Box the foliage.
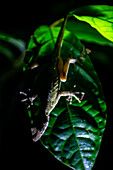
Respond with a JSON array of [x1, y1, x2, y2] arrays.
[[25, 24, 106, 170], [70, 5, 113, 42], [1, 5, 112, 170]]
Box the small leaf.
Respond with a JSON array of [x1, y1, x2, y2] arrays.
[[71, 5, 113, 42], [0, 34, 25, 52], [0, 33, 26, 79]]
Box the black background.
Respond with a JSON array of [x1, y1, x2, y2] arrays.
[[0, 1, 113, 169]]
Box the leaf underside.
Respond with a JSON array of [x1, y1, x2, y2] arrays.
[[25, 21, 107, 169], [71, 5, 113, 43]]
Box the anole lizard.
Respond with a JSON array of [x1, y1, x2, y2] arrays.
[[20, 15, 87, 142]]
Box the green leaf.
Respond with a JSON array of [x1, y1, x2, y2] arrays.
[[71, 5, 113, 42], [0, 34, 25, 52], [0, 34, 26, 68], [66, 19, 112, 46], [24, 25, 107, 169]]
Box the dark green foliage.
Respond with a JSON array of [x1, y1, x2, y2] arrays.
[[25, 23, 107, 169], [1, 5, 113, 170]]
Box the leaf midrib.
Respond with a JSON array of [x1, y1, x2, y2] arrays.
[[66, 102, 85, 170]]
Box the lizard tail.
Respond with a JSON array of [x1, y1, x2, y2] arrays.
[[53, 14, 68, 59]]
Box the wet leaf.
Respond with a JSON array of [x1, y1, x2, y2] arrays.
[[66, 19, 112, 46], [24, 24, 107, 169], [70, 5, 113, 42]]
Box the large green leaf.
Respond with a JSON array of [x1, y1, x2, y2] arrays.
[[24, 24, 107, 169], [66, 19, 112, 46], [70, 5, 113, 42]]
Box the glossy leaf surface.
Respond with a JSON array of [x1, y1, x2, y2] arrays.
[[24, 24, 107, 170], [70, 5, 113, 42], [66, 19, 112, 46]]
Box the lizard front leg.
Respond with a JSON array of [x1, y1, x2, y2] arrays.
[[29, 62, 39, 69], [57, 91, 85, 104]]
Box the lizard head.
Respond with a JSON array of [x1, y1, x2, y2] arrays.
[[31, 115, 49, 142]]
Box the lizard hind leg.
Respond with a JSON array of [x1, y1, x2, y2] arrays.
[[58, 57, 77, 82]]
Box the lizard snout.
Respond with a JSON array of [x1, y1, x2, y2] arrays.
[[31, 116, 49, 142]]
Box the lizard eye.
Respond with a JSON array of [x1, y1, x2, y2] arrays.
[[31, 127, 44, 142], [31, 116, 49, 142]]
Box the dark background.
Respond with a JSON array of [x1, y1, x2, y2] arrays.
[[0, 1, 113, 169]]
